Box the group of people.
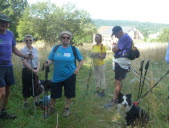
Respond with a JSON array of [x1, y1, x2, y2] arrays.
[[0, 14, 133, 119]]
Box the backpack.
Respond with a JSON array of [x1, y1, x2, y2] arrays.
[[53, 44, 77, 66], [128, 42, 140, 60]]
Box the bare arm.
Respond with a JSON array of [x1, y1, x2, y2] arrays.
[[98, 52, 106, 59], [74, 59, 84, 74], [13, 46, 31, 59], [44, 59, 54, 67], [12, 46, 26, 58], [22, 59, 33, 71]]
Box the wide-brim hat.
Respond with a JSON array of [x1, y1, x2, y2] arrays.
[[58, 31, 73, 40], [0, 14, 11, 22]]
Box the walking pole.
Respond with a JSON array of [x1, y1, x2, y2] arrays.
[[139, 60, 149, 99], [86, 59, 93, 94], [130, 67, 151, 83], [137, 60, 144, 100], [30, 53, 36, 116], [42, 61, 50, 118], [139, 70, 169, 101]]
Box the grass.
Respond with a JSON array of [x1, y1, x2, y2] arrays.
[[0, 43, 169, 128]]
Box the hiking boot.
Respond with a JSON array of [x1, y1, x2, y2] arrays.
[[98, 92, 105, 97], [23, 102, 29, 108], [104, 99, 117, 108], [63, 108, 70, 117], [0, 111, 16, 119]]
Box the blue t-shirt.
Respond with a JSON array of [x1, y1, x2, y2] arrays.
[[0, 30, 16, 66], [115, 34, 132, 58], [48, 45, 83, 82]]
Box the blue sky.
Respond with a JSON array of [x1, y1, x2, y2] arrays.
[[28, 0, 169, 24]]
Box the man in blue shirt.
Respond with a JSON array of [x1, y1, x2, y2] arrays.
[[0, 14, 30, 119], [105, 26, 132, 108]]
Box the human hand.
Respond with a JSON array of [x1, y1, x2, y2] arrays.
[[32, 69, 38, 75], [74, 68, 79, 74], [90, 52, 99, 58], [112, 42, 117, 49]]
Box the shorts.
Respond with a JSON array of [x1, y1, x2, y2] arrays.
[[50, 74, 76, 99], [115, 62, 128, 80], [22, 68, 41, 98], [0, 66, 15, 88]]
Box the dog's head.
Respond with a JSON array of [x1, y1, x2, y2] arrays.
[[118, 92, 132, 112]]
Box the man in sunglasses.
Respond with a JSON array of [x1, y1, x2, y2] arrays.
[[0, 14, 31, 119]]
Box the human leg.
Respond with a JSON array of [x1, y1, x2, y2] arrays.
[[0, 87, 5, 111], [94, 66, 100, 92], [63, 74, 76, 117], [99, 65, 106, 96], [0, 66, 16, 119]]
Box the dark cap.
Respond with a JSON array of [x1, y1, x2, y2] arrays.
[[111, 26, 122, 36], [0, 14, 11, 22]]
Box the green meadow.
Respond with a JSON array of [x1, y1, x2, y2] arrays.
[[0, 42, 169, 128]]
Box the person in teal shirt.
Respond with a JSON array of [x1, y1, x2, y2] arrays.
[[44, 31, 83, 117]]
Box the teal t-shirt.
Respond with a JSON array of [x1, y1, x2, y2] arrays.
[[48, 45, 83, 82]]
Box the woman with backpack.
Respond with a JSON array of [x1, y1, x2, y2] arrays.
[[90, 34, 107, 97], [44, 31, 83, 117]]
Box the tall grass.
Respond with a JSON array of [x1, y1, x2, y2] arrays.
[[0, 43, 169, 128]]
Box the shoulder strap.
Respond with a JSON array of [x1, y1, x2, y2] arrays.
[[71, 46, 77, 58], [53, 44, 77, 66], [71, 46, 77, 66], [100, 44, 103, 53], [53, 44, 61, 53]]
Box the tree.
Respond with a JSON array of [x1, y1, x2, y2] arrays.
[[17, 2, 96, 44], [0, 0, 28, 38], [158, 28, 169, 43]]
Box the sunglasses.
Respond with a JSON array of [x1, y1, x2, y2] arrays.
[[0, 21, 9, 25], [62, 37, 70, 40], [25, 40, 32, 43]]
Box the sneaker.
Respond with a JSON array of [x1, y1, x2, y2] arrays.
[[104, 99, 117, 108], [63, 108, 70, 117], [23, 102, 29, 108], [0, 111, 16, 119], [98, 92, 105, 97]]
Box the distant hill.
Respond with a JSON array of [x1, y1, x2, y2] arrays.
[[93, 19, 169, 37]]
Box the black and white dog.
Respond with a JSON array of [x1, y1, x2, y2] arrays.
[[117, 92, 149, 127]]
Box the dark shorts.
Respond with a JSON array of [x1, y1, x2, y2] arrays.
[[50, 74, 76, 99], [22, 68, 41, 98], [115, 62, 128, 80], [0, 66, 15, 88]]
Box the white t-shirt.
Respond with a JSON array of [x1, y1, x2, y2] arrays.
[[20, 46, 39, 68]]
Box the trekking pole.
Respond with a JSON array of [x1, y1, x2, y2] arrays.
[[30, 53, 36, 117], [130, 67, 151, 83], [86, 59, 93, 94], [42, 61, 50, 118], [137, 60, 144, 100], [139, 60, 149, 99], [139, 70, 169, 101]]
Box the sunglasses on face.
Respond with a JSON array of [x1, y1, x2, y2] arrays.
[[62, 36, 70, 40], [25, 40, 32, 43], [0, 21, 9, 25]]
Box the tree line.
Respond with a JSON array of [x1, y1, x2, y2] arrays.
[[0, 1, 96, 44], [1, 1, 169, 43]]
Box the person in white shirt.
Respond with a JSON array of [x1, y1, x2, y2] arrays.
[[20, 34, 41, 108]]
